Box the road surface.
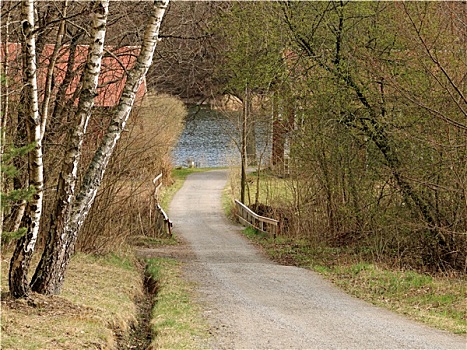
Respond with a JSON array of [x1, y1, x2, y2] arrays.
[[159, 169, 465, 349]]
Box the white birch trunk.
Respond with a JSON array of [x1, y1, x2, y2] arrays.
[[32, 0, 169, 294], [72, 0, 169, 238], [31, 0, 109, 295], [9, 0, 44, 298]]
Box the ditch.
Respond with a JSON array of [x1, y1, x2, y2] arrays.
[[118, 266, 158, 349]]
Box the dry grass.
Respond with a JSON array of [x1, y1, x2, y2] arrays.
[[77, 93, 186, 254], [325, 263, 467, 335], [1, 250, 142, 349]]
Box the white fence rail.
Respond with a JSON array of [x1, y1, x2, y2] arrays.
[[235, 199, 279, 238], [152, 173, 172, 237]]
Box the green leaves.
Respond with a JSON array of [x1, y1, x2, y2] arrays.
[[213, 2, 285, 97], [1, 143, 36, 245], [0, 186, 35, 204]]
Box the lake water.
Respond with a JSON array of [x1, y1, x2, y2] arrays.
[[172, 107, 271, 168]]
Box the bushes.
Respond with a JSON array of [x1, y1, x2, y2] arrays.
[[244, 161, 467, 273], [76, 93, 186, 253]]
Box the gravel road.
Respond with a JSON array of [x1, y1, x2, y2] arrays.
[[152, 169, 466, 349]]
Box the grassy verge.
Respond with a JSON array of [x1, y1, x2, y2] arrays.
[[239, 170, 293, 207], [145, 257, 208, 349], [148, 167, 211, 348], [1, 251, 142, 349], [1, 167, 213, 349], [242, 230, 467, 335]]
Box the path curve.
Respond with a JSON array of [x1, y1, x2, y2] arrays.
[[162, 169, 465, 349]]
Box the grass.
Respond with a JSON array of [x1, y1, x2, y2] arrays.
[[1, 167, 214, 350], [144, 167, 217, 349], [241, 170, 294, 207], [327, 263, 467, 335], [240, 231, 467, 335], [1, 250, 142, 349], [145, 258, 208, 349], [1, 244, 209, 350]]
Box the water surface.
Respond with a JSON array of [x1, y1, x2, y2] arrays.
[[172, 108, 240, 168], [172, 107, 271, 168]]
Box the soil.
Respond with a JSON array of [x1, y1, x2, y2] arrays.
[[121, 286, 153, 350], [139, 169, 466, 349]]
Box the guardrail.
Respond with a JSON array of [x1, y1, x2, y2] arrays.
[[235, 199, 279, 238], [152, 173, 163, 202], [152, 173, 172, 237], [155, 203, 172, 237]]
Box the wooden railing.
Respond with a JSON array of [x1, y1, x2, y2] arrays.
[[152, 173, 163, 202], [235, 199, 279, 238], [152, 173, 172, 237]]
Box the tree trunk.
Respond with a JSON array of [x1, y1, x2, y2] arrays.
[[31, 0, 170, 295], [271, 91, 285, 167], [9, 0, 44, 298], [0, 5, 10, 162], [245, 89, 256, 166], [51, 30, 83, 127], [31, 0, 110, 295], [240, 85, 248, 204]]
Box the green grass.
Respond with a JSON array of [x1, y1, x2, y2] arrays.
[[128, 234, 179, 248], [243, 171, 294, 206], [237, 233, 467, 335], [145, 167, 213, 348], [1, 251, 210, 350], [323, 263, 466, 334], [145, 258, 208, 349], [243, 226, 268, 240], [95, 251, 136, 271]]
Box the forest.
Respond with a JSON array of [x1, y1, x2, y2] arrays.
[[1, 0, 466, 305]]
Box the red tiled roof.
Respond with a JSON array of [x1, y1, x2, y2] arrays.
[[1, 42, 146, 107]]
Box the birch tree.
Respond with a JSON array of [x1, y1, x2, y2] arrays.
[[8, 0, 44, 298], [30, 0, 169, 295], [25, 0, 110, 295]]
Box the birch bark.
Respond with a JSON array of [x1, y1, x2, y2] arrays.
[[31, 0, 169, 295], [9, 0, 44, 298], [31, 0, 109, 295]]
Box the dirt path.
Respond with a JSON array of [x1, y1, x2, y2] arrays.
[[143, 169, 466, 349]]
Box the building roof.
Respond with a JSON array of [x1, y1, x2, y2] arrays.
[[1, 42, 146, 107]]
